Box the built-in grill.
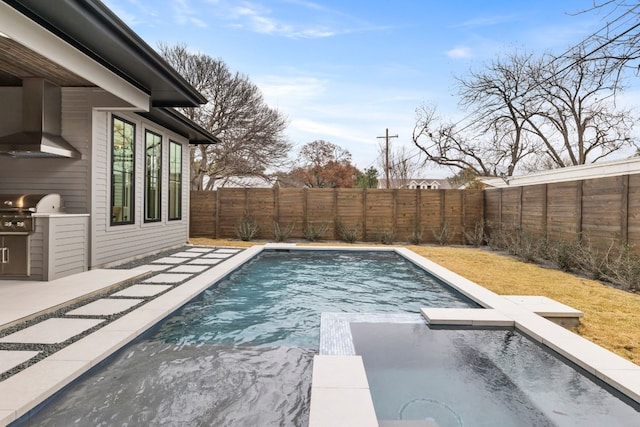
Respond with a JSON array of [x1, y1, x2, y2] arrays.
[[0, 193, 63, 276]]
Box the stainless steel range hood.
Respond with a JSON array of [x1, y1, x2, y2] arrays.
[[0, 79, 81, 159]]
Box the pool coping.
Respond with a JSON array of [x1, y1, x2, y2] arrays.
[[309, 246, 640, 426], [0, 246, 263, 426], [0, 243, 639, 426]]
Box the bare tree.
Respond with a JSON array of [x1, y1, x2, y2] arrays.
[[413, 49, 636, 176], [159, 43, 291, 190], [572, 1, 640, 88], [524, 50, 636, 167], [377, 144, 421, 188]]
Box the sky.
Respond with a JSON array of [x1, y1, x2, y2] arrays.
[[102, 0, 636, 177]]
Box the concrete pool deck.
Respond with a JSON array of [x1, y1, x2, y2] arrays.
[[0, 245, 257, 426], [0, 243, 638, 426]]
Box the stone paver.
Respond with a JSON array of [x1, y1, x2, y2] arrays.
[[202, 253, 232, 259], [216, 249, 241, 254], [66, 298, 144, 316], [0, 351, 39, 374], [187, 258, 223, 265], [111, 284, 172, 298], [0, 318, 105, 344], [186, 248, 214, 253], [139, 264, 171, 272], [151, 257, 185, 264], [170, 251, 200, 258], [143, 273, 192, 284], [168, 265, 209, 273]]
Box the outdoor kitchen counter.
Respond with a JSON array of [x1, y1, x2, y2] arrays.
[[30, 213, 90, 281]]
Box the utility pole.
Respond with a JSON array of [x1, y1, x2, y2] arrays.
[[377, 128, 398, 189]]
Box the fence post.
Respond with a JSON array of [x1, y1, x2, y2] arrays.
[[362, 188, 368, 241], [215, 190, 220, 239], [542, 184, 548, 240], [577, 180, 584, 240], [333, 188, 339, 240], [303, 188, 308, 233], [621, 175, 629, 246], [273, 186, 279, 224]]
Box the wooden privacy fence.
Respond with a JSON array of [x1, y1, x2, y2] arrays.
[[190, 188, 485, 244], [485, 174, 640, 249]]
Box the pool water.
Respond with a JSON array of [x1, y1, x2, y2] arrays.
[[23, 250, 477, 426], [351, 322, 640, 426]]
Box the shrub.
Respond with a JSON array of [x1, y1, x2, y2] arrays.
[[235, 216, 259, 241], [407, 227, 424, 245], [464, 220, 486, 247], [272, 220, 295, 242], [303, 220, 329, 242], [547, 240, 579, 272], [432, 220, 455, 246], [336, 218, 360, 243], [602, 244, 640, 291]]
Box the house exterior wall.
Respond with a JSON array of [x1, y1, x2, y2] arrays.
[[0, 87, 191, 275], [0, 87, 92, 213], [90, 108, 190, 269]]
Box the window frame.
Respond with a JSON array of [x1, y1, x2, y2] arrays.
[[144, 129, 162, 223], [110, 115, 136, 226], [168, 140, 183, 221]]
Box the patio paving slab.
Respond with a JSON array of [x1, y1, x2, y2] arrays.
[[66, 298, 144, 316], [111, 284, 172, 298], [167, 265, 209, 273], [216, 248, 241, 253], [169, 251, 200, 258], [0, 268, 149, 330], [151, 257, 185, 264], [138, 264, 171, 272], [202, 253, 232, 259], [142, 273, 192, 284], [186, 248, 214, 253], [0, 318, 105, 344], [187, 258, 223, 265], [0, 351, 39, 374]]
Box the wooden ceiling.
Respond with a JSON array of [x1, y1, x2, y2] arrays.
[[0, 36, 94, 87]]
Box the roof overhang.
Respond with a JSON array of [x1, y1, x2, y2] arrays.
[[480, 157, 640, 188], [1, 0, 207, 108], [138, 108, 220, 145]]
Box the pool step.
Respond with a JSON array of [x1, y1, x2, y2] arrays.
[[503, 295, 583, 328]]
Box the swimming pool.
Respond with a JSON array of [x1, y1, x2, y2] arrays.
[[20, 250, 479, 426], [351, 322, 640, 426]]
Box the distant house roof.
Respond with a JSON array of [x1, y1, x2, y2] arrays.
[[480, 157, 640, 188], [378, 178, 453, 189], [209, 176, 275, 189]]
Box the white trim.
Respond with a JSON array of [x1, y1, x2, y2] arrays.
[[481, 157, 640, 188], [0, 2, 150, 111]]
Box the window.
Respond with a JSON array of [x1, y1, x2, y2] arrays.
[[144, 130, 162, 222], [111, 116, 135, 225], [168, 141, 182, 220]]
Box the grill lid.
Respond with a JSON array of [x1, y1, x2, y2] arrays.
[[0, 193, 63, 214]]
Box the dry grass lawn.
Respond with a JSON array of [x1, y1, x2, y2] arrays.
[[189, 238, 640, 365]]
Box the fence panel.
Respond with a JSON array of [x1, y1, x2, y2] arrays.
[[189, 191, 216, 237], [582, 176, 623, 247], [190, 188, 485, 243]]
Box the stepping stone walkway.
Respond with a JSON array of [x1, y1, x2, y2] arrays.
[[0, 246, 245, 380]]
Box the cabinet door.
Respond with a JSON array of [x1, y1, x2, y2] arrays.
[[1, 235, 29, 276]]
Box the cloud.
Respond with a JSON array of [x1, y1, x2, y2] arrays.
[[445, 46, 473, 59], [172, 0, 208, 28], [257, 75, 326, 102], [452, 14, 521, 29]]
